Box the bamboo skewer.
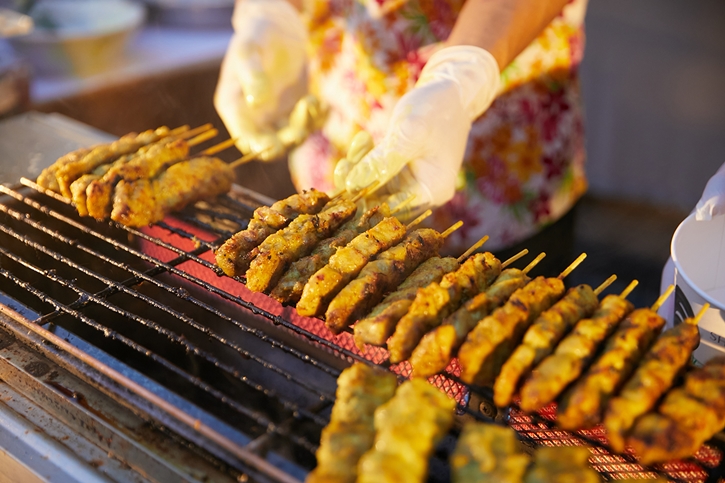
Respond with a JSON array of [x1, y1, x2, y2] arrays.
[[177, 123, 213, 139], [201, 138, 238, 156], [650, 284, 675, 312], [457, 235, 490, 263], [501, 249, 529, 269], [558, 253, 587, 279], [405, 209, 433, 230], [390, 194, 416, 216], [522, 252, 547, 274], [186, 129, 219, 147], [594, 274, 618, 296], [691, 303, 710, 325], [619, 280, 639, 300], [441, 221, 464, 238], [228, 146, 274, 169]]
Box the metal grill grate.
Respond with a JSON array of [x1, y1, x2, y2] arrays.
[[0, 177, 722, 482]]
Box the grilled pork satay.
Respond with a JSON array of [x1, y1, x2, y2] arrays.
[[270, 205, 390, 304], [604, 309, 703, 453], [37, 147, 92, 193], [85, 137, 193, 220], [111, 156, 234, 227], [246, 201, 358, 293], [325, 225, 457, 335], [493, 276, 615, 408], [458, 254, 585, 386], [353, 256, 461, 351], [518, 281, 638, 413], [357, 379, 455, 483], [523, 447, 601, 483], [556, 287, 673, 431], [451, 423, 530, 483], [295, 215, 411, 317], [627, 356, 725, 465], [387, 249, 502, 364], [307, 363, 397, 483], [410, 252, 541, 379], [69, 164, 113, 217], [56, 127, 171, 198], [215, 189, 331, 277]]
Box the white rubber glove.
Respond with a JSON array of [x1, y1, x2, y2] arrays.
[[342, 45, 500, 207], [214, 0, 308, 161], [695, 162, 725, 220]]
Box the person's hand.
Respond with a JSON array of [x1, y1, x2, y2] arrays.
[[340, 45, 500, 208], [695, 162, 725, 220], [214, 0, 308, 161]]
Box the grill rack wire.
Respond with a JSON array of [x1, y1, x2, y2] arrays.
[[0, 177, 722, 482]]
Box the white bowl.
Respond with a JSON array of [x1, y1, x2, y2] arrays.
[[9, 0, 146, 77], [671, 212, 725, 365]]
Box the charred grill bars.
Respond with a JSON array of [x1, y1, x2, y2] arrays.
[[0, 179, 723, 482]]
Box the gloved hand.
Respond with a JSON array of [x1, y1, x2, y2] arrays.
[[340, 45, 501, 208], [695, 162, 725, 220], [214, 0, 308, 161]]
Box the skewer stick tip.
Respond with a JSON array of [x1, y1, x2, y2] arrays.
[[170, 125, 191, 136], [200, 138, 237, 156], [440, 220, 463, 238], [650, 284, 675, 312], [619, 280, 639, 300], [406, 209, 433, 230], [457, 235, 490, 263], [690, 303, 710, 325], [179, 123, 214, 139], [522, 252, 546, 274], [187, 128, 219, 147], [349, 180, 382, 204], [594, 274, 617, 296], [558, 252, 587, 279], [229, 145, 275, 169], [390, 194, 416, 216], [501, 249, 529, 269]]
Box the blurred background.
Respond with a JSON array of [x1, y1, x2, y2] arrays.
[[0, 0, 723, 306]]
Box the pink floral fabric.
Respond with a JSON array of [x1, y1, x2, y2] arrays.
[[289, 0, 588, 253]]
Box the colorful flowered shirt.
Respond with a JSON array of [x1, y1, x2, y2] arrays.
[[290, 0, 588, 253]]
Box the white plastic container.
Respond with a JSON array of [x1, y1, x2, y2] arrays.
[[671, 212, 725, 365]]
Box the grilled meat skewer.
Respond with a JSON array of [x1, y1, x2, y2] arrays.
[[353, 256, 461, 351], [357, 379, 455, 483], [56, 127, 171, 198], [410, 253, 543, 379], [523, 447, 601, 483], [215, 188, 330, 277], [245, 201, 358, 293], [451, 423, 530, 483], [296, 216, 408, 317], [518, 281, 638, 413], [493, 277, 614, 408], [69, 164, 113, 217], [325, 226, 452, 334], [37, 147, 92, 193], [627, 356, 725, 465], [270, 204, 390, 305], [603, 311, 702, 453], [306, 363, 397, 483], [556, 287, 673, 431], [387, 251, 502, 364], [111, 156, 234, 227]]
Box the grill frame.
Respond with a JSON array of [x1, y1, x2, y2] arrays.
[[0, 177, 722, 482]]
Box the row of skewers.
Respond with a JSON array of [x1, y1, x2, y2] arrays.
[[308, 362, 608, 483], [213, 186, 725, 467]]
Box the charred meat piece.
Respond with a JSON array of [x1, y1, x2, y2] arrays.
[[451, 422, 530, 483], [523, 447, 601, 483]]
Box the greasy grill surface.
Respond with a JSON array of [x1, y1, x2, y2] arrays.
[[0, 178, 722, 482]]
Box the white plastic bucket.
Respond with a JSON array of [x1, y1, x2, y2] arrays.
[[671, 212, 725, 365]]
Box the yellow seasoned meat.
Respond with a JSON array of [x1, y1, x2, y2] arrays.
[[325, 228, 444, 334], [357, 379, 455, 483], [411, 269, 529, 379], [69, 164, 112, 217], [270, 205, 388, 305], [56, 127, 170, 198], [523, 447, 600, 483], [246, 201, 357, 293], [37, 147, 91, 192], [494, 284, 599, 408], [458, 276, 565, 386], [450, 423, 530, 483], [307, 362, 397, 483], [557, 308, 665, 431], [296, 216, 407, 317], [388, 252, 502, 364], [111, 156, 233, 228], [353, 256, 460, 351], [518, 294, 633, 413], [628, 357, 725, 464], [604, 321, 700, 453], [214, 189, 330, 277], [86, 138, 189, 220]]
